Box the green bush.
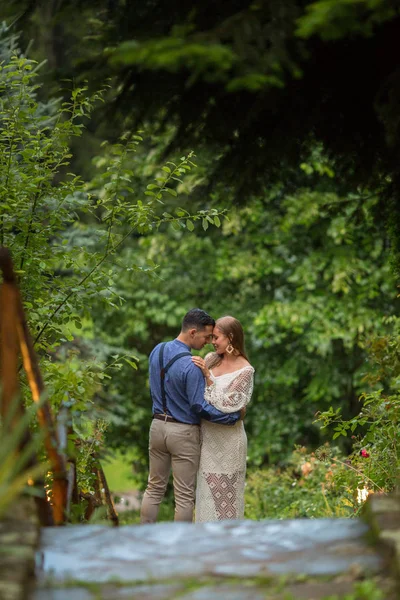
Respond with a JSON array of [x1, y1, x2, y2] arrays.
[[245, 446, 355, 520], [316, 316, 400, 497], [245, 314, 400, 521]]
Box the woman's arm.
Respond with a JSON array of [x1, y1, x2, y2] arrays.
[[204, 367, 254, 414]]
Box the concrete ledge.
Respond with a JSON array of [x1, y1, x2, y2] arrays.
[[0, 497, 40, 600], [363, 493, 400, 584]]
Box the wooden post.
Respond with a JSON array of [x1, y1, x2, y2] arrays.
[[0, 247, 68, 525], [0, 281, 19, 421], [58, 406, 79, 520], [97, 465, 119, 526], [0, 250, 54, 525]]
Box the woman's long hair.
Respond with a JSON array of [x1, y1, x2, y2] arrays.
[[206, 316, 249, 369]]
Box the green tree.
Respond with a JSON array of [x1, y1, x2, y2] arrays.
[[4, 1, 400, 270], [0, 30, 222, 502], [87, 148, 396, 478]]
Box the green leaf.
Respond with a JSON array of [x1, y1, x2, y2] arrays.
[[124, 359, 138, 370]]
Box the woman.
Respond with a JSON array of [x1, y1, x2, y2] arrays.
[[192, 315, 254, 522]]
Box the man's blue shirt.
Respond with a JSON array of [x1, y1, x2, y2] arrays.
[[149, 339, 240, 425]]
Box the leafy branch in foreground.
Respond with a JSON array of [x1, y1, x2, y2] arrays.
[[0, 394, 48, 519]]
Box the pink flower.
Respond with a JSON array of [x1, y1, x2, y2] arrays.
[[360, 449, 370, 458]]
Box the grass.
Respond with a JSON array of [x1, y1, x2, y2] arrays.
[[35, 575, 393, 600], [118, 501, 175, 525], [101, 452, 137, 492], [100, 451, 176, 524]]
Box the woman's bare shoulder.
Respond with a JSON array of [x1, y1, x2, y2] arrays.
[[237, 358, 253, 370]]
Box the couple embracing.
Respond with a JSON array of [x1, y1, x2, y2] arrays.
[[140, 308, 254, 523]]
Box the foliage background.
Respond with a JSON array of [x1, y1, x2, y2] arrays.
[[1, 1, 399, 518]]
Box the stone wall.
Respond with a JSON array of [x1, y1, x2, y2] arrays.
[[363, 493, 400, 583], [0, 497, 40, 600], [2, 492, 400, 599]]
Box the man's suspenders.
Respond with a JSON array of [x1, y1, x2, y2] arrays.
[[158, 342, 191, 418]]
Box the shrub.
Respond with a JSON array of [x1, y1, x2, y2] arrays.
[[245, 446, 355, 519], [315, 316, 400, 498]]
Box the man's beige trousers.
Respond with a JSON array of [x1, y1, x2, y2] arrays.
[[140, 418, 201, 523]]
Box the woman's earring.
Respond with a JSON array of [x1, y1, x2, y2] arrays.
[[226, 343, 234, 355]]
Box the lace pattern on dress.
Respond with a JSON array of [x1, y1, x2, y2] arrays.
[[204, 366, 254, 413], [195, 364, 254, 522], [205, 472, 239, 519]]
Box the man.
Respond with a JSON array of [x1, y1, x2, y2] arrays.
[[140, 308, 241, 523]]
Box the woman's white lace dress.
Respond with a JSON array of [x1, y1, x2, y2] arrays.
[[195, 365, 254, 522]]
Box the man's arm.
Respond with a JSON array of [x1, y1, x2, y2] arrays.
[[185, 364, 240, 424]]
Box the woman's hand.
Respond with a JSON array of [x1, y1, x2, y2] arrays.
[[192, 356, 210, 378]]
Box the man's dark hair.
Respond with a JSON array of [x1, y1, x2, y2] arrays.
[[182, 308, 215, 331]]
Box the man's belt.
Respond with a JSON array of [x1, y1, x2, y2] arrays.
[[153, 414, 199, 425]]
